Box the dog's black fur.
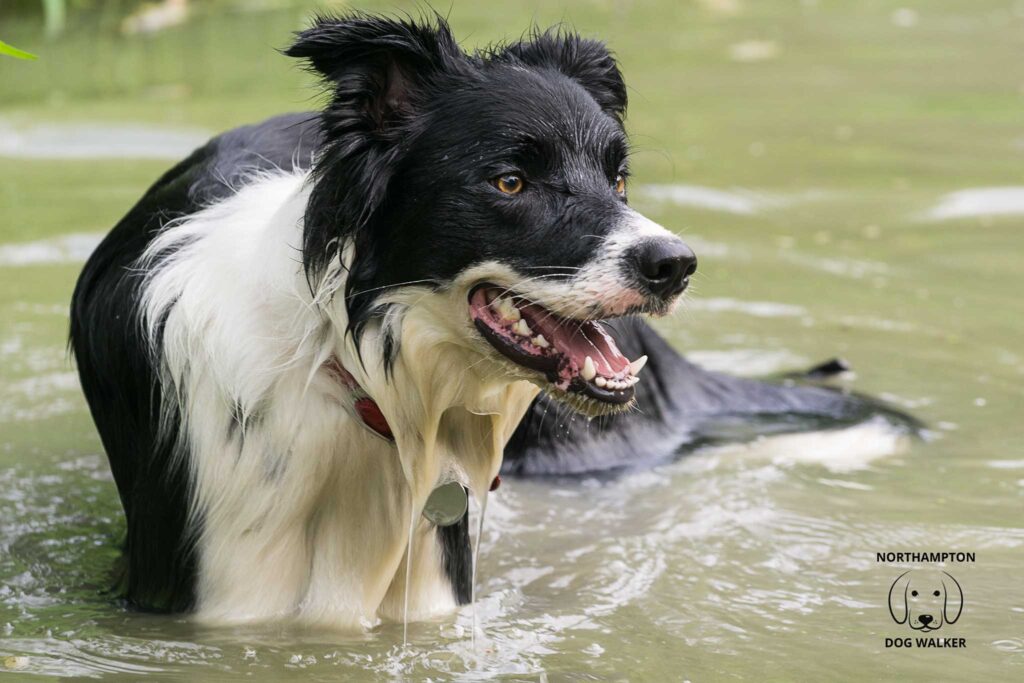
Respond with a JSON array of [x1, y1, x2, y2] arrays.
[[70, 16, 916, 614]]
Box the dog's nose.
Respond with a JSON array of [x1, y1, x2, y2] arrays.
[[630, 238, 697, 300], [919, 615, 933, 625]]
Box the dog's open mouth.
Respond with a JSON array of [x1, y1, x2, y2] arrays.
[[469, 284, 646, 412]]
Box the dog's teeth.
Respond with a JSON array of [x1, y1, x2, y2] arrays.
[[493, 297, 522, 322], [581, 356, 597, 381], [628, 376, 639, 386], [629, 355, 648, 376], [531, 334, 550, 348], [495, 296, 516, 321], [595, 376, 607, 388], [514, 319, 532, 336]]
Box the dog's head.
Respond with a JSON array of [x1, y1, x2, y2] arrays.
[[288, 14, 695, 417], [888, 570, 963, 632]]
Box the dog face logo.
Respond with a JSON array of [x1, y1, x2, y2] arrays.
[[888, 570, 963, 632]]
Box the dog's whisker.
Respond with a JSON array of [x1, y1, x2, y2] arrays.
[[349, 278, 442, 298]]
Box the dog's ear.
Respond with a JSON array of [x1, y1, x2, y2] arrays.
[[942, 572, 964, 624], [888, 571, 911, 624], [285, 15, 466, 328], [501, 29, 627, 120], [286, 14, 462, 133]]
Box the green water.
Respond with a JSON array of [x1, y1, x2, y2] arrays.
[[1, 1, 1022, 679]]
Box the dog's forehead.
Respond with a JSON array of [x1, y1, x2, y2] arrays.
[[427, 64, 624, 155]]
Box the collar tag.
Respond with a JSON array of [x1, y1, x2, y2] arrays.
[[422, 481, 468, 527]]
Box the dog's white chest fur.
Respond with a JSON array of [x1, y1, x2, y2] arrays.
[[139, 171, 536, 627]]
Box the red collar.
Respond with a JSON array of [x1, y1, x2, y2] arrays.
[[323, 356, 394, 441], [322, 356, 502, 492]]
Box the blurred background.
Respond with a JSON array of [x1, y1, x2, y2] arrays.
[[1, 1, 1022, 679]]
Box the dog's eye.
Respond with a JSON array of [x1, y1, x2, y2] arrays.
[[493, 174, 524, 195], [911, 590, 918, 596], [614, 174, 627, 196], [933, 590, 940, 596]]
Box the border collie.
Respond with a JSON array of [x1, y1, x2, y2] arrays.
[[70, 14, 915, 628]]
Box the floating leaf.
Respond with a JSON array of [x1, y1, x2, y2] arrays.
[[0, 40, 38, 60]]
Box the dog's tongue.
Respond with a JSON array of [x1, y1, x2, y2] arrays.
[[521, 303, 630, 376]]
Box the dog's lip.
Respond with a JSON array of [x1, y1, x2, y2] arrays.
[[467, 283, 643, 407]]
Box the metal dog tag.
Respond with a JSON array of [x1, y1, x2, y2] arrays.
[[422, 481, 468, 527]]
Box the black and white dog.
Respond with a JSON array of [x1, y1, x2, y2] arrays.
[[70, 15, 913, 627]]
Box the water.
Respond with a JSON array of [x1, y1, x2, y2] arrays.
[[2, 0, 1023, 679]]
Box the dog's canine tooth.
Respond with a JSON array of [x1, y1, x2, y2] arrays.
[[493, 296, 522, 323], [629, 355, 648, 376], [581, 356, 597, 381], [531, 334, 550, 348], [513, 319, 532, 336]]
